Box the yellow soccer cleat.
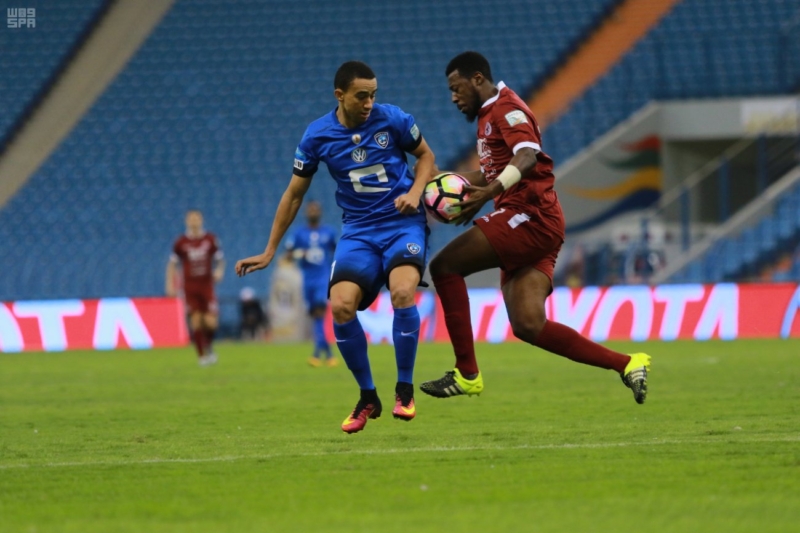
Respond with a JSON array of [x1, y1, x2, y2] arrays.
[[621, 352, 651, 404], [326, 357, 339, 367], [420, 368, 484, 398], [307, 357, 323, 368]]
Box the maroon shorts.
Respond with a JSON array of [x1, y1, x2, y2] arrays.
[[474, 207, 563, 288], [184, 284, 218, 315]]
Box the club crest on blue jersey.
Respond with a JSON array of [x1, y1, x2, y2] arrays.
[[351, 147, 367, 163], [374, 131, 389, 149], [406, 243, 421, 255]]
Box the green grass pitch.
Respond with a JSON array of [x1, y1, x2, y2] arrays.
[[1, 339, 799, 532]]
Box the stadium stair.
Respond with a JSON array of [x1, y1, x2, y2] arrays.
[[668, 165, 800, 284]]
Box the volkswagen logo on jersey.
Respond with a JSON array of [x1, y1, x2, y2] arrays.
[[374, 131, 389, 149], [406, 243, 421, 255], [351, 147, 367, 163]]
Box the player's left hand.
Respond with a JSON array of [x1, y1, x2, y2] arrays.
[[394, 191, 422, 215], [453, 183, 501, 226], [235, 251, 274, 277]]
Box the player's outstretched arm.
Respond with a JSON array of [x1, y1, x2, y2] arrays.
[[213, 258, 226, 283], [454, 147, 539, 225], [395, 137, 435, 215], [165, 258, 177, 297], [235, 175, 312, 277]]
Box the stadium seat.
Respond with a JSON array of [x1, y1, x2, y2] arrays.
[[0, 0, 618, 305], [545, 0, 800, 166], [0, 1, 107, 142]]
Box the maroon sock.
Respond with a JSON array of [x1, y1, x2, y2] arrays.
[[192, 329, 206, 357], [533, 320, 630, 373], [433, 273, 479, 376]]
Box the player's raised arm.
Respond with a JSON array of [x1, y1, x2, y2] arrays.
[[235, 175, 312, 277], [395, 137, 435, 215]]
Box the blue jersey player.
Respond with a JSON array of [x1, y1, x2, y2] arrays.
[[285, 201, 338, 367], [236, 61, 436, 434]]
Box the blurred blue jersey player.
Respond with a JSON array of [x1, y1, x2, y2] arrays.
[[285, 201, 338, 367], [236, 61, 436, 433]]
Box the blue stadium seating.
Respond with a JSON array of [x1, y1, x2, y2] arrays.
[[0, 0, 617, 327], [545, 0, 800, 166], [0, 0, 108, 144], [3, 0, 796, 324]]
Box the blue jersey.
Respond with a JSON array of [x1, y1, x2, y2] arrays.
[[285, 224, 337, 282], [292, 103, 427, 226]]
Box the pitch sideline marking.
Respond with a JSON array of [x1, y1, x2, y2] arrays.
[[2, 435, 798, 470]]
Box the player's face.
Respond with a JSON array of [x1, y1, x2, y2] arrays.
[[336, 78, 377, 127], [448, 71, 481, 123], [306, 202, 322, 224], [185, 212, 203, 235]]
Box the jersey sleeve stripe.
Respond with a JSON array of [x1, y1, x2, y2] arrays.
[[512, 141, 541, 155]]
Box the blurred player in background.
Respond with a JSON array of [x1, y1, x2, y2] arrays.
[[239, 286, 270, 341], [285, 200, 339, 367], [167, 209, 225, 366], [420, 52, 651, 404], [236, 61, 436, 433]]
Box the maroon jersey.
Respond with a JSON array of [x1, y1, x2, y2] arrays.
[[476, 82, 565, 240], [171, 233, 222, 289]]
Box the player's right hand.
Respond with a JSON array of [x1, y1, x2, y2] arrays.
[[235, 252, 273, 277]]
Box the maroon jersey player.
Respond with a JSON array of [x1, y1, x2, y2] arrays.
[[419, 52, 651, 404], [166, 209, 225, 365]]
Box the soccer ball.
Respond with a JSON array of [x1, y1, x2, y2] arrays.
[[423, 173, 470, 223]]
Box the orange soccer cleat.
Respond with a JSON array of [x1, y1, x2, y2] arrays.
[[341, 391, 382, 434], [392, 382, 416, 421]]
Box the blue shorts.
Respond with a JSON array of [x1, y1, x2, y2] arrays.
[[303, 277, 329, 312], [330, 220, 429, 310]]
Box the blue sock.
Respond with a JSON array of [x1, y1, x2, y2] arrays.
[[393, 305, 420, 384], [334, 317, 374, 390], [313, 317, 329, 357]]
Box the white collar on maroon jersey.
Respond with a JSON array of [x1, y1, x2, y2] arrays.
[[481, 81, 507, 108]]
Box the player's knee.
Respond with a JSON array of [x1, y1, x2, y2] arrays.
[[189, 313, 203, 330], [390, 284, 416, 309], [510, 313, 546, 344], [204, 314, 218, 330], [330, 296, 357, 324], [429, 253, 454, 278]]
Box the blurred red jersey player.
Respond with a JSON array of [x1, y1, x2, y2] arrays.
[[166, 209, 225, 365]]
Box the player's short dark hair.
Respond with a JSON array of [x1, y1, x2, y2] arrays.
[[334, 61, 376, 91], [445, 51, 493, 82]]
